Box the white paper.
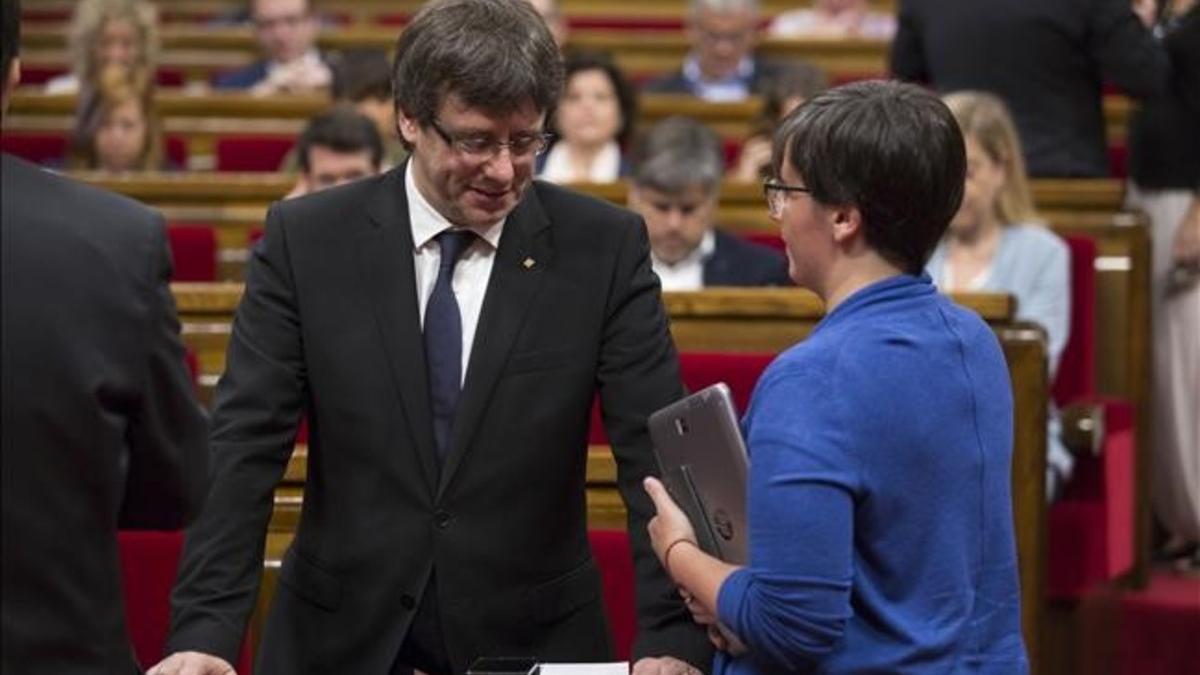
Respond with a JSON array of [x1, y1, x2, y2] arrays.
[[539, 663, 629, 675]]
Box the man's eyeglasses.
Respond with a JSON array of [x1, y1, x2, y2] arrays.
[[428, 118, 553, 162], [762, 179, 811, 217]]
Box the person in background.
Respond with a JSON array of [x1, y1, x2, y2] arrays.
[[644, 80, 1027, 674], [214, 0, 330, 94], [2, 0, 210, 671], [1126, 0, 1200, 571], [149, 1, 711, 673], [925, 90, 1073, 501], [769, 0, 896, 39], [68, 65, 167, 172], [890, 0, 1196, 177], [629, 116, 789, 289], [731, 61, 828, 182], [330, 49, 406, 167], [45, 0, 158, 95], [528, 0, 569, 49], [538, 52, 637, 183], [284, 105, 384, 198], [644, 0, 782, 102]]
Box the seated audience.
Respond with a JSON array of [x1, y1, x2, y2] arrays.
[[925, 91, 1073, 500], [68, 65, 166, 172], [284, 106, 383, 198], [538, 52, 636, 183], [215, 0, 330, 95], [629, 116, 789, 289], [732, 61, 828, 181], [644, 0, 782, 102], [769, 0, 896, 39], [45, 0, 158, 95], [645, 80, 1028, 674]]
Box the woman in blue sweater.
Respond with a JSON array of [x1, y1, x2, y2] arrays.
[[644, 81, 1028, 674]]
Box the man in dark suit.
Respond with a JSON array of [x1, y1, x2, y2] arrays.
[[0, 0, 211, 671], [629, 117, 789, 290], [644, 0, 783, 102], [890, 0, 1178, 177], [213, 0, 330, 94], [151, 2, 711, 674]]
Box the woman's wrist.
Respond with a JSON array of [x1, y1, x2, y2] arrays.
[[663, 537, 698, 580]]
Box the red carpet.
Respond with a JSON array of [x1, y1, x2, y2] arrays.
[[1115, 572, 1200, 675]]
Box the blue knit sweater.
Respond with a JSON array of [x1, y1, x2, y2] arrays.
[[715, 273, 1028, 674]]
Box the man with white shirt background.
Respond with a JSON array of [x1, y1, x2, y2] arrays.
[[214, 0, 330, 94], [629, 116, 789, 290]]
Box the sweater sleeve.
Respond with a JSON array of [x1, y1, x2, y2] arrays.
[[716, 363, 857, 671]]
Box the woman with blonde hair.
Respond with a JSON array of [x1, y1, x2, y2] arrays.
[[69, 65, 165, 172], [926, 90, 1073, 500], [45, 0, 159, 94]]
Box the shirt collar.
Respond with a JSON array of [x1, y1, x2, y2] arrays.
[[404, 162, 505, 250], [651, 229, 717, 271], [682, 55, 755, 87]]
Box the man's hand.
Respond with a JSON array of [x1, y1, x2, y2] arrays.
[[1132, 0, 1158, 28], [632, 655, 704, 675], [147, 651, 235, 675], [1171, 197, 1200, 268]]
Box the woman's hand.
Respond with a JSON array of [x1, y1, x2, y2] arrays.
[[644, 476, 698, 579], [1171, 197, 1200, 268]]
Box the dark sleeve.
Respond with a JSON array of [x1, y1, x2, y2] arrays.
[[1166, 5, 1200, 113], [118, 214, 211, 529], [166, 203, 308, 664], [1087, 0, 1170, 98], [889, 0, 929, 82], [597, 216, 714, 671]]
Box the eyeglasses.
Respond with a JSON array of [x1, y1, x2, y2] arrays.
[[762, 179, 811, 217], [428, 118, 553, 162]]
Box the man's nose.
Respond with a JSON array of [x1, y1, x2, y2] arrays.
[[481, 149, 516, 184]]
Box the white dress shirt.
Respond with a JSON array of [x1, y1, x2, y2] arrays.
[[538, 141, 622, 183], [651, 230, 715, 291], [406, 165, 505, 384]]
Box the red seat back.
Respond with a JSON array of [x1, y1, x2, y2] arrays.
[[588, 529, 636, 661], [1052, 236, 1097, 406], [0, 132, 67, 164], [166, 225, 218, 281], [215, 136, 295, 172]]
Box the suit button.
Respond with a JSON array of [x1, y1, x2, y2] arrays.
[[435, 511, 452, 529], [401, 594, 416, 610]]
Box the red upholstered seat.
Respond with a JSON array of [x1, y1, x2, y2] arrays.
[[743, 232, 786, 253], [118, 531, 253, 673], [589, 529, 637, 661], [1107, 144, 1128, 180], [166, 225, 218, 282], [1046, 235, 1138, 600], [0, 132, 67, 164], [215, 136, 296, 172]]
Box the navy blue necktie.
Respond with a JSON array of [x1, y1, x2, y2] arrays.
[[425, 229, 475, 461]]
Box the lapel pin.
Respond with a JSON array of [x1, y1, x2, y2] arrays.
[[522, 257, 536, 270]]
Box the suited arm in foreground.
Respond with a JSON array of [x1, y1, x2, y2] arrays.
[[597, 217, 714, 672]]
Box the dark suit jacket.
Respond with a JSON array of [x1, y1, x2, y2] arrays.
[[890, 0, 1174, 177], [0, 154, 210, 674], [213, 61, 269, 89], [643, 58, 784, 98], [704, 230, 791, 287], [166, 169, 712, 673]]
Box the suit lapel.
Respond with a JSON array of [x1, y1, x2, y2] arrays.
[[437, 190, 552, 497], [356, 168, 440, 494]]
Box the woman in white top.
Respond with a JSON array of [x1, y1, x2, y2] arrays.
[[537, 52, 637, 184], [769, 0, 896, 39], [45, 0, 159, 95]]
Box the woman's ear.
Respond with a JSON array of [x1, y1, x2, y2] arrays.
[[830, 205, 864, 244]]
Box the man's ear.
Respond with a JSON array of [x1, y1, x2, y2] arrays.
[[830, 205, 864, 244], [396, 109, 420, 145]]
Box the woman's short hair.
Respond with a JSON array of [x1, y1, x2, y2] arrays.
[[550, 51, 639, 147], [67, 0, 159, 84], [772, 80, 966, 274], [391, 0, 563, 127], [943, 90, 1040, 226], [69, 65, 162, 170], [329, 49, 392, 104]]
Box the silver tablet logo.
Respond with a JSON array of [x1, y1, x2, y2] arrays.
[[712, 508, 735, 541]]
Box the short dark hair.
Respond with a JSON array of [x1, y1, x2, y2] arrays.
[[631, 116, 724, 194], [550, 51, 638, 147], [772, 80, 965, 274], [1, 0, 19, 81], [391, 0, 563, 127], [296, 106, 384, 174], [330, 49, 391, 103]]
